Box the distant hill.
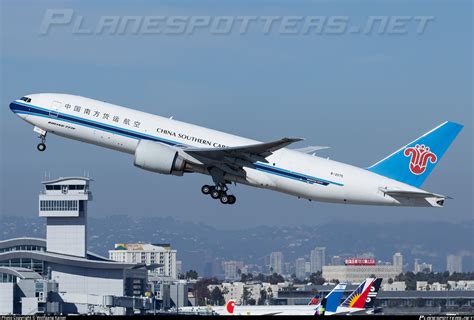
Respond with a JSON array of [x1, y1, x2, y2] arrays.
[[1, 215, 472, 274]]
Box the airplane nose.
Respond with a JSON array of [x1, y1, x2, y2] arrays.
[[9, 101, 17, 113], [9, 100, 28, 120]]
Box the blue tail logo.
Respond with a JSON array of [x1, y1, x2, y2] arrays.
[[368, 121, 463, 188]]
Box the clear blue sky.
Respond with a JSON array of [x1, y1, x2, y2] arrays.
[[1, 0, 472, 229]]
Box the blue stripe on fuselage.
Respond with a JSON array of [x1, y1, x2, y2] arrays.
[[10, 101, 343, 187]]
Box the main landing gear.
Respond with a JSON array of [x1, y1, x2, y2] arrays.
[[201, 184, 236, 205]]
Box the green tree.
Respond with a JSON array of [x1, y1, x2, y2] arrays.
[[258, 289, 267, 305], [242, 287, 251, 305], [241, 273, 253, 283], [268, 273, 285, 285], [267, 287, 274, 301], [193, 277, 219, 305], [309, 272, 325, 285], [185, 269, 198, 280], [210, 286, 225, 306], [222, 287, 229, 297]]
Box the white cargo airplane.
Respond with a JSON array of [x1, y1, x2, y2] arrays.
[[10, 94, 463, 206]]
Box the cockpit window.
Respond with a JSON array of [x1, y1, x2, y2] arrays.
[[20, 97, 32, 103]]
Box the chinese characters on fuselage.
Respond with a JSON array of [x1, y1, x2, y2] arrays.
[[65, 103, 141, 128]]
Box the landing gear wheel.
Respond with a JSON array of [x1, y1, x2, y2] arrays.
[[220, 194, 229, 204], [210, 189, 221, 199], [37, 143, 46, 152], [201, 185, 211, 195], [228, 195, 236, 205]]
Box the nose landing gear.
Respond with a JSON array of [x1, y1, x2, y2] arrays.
[[37, 134, 47, 152], [37, 142, 46, 152], [34, 127, 47, 152], [201, 184, 237, 205]]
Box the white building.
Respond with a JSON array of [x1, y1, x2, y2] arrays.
[[270, 252, 283, 275], [176, 260, 182, 276], [447, 255, 462, 274], [416, 280, 474, 291], [414, 259, 433, 273], [109, 243, 177, 279], [223, 261, 243, 281], [209, 282, 281, 305], [310, 247, 326, 273], [382, 281, 406, 291], [448, 280, 474, 291], [323, 253, 403, 284], [295, 258, 306, 279], [393, 252, 403, 271]]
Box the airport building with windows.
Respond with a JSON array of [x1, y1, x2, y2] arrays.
[[109, 243, 177, 279], [322, 255, 403, 283], [0, 177, 150, 315]]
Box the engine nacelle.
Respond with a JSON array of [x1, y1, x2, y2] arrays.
[[134, 139, 185, 175]]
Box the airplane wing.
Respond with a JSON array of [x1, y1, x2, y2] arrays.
[[184, 137, 303, 178]]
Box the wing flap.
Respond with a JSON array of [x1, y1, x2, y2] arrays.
[[294, 146, 330, 154], [185, 137, 302, 165], [185, 137, 303, 161]]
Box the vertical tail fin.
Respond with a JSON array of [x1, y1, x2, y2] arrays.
[[324, 283, 347, 312], [363, 278, 382, 309], [308, 294, 321, 305], [340, 278, 375, 309], [368, 121, 463, 188]]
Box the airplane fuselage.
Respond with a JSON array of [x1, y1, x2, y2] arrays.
[[10, 93, 436, 206]]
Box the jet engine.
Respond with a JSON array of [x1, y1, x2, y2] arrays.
[[134, 139, 185, 176]]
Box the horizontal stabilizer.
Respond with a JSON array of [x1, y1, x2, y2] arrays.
[[379, 188, 449, 207], [379, 188, 448, 199]]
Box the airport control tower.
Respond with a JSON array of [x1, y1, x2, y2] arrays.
[[39, 177, 92, 257]]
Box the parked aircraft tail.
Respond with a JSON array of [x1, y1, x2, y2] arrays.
[[368, 121, 463, 188], [340, 278, 377, 309], [322, 283, 347, 312], [363, 278, 383, 309], [308, 294, 321, 305]]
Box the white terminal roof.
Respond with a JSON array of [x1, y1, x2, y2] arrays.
[[42, 177, 92, 184], [113, 243, 172, 251], [0, 267, 43, 280]]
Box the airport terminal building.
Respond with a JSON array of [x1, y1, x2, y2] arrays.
[[323, 257, 403, 283], [0, 178, 149, 315]]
